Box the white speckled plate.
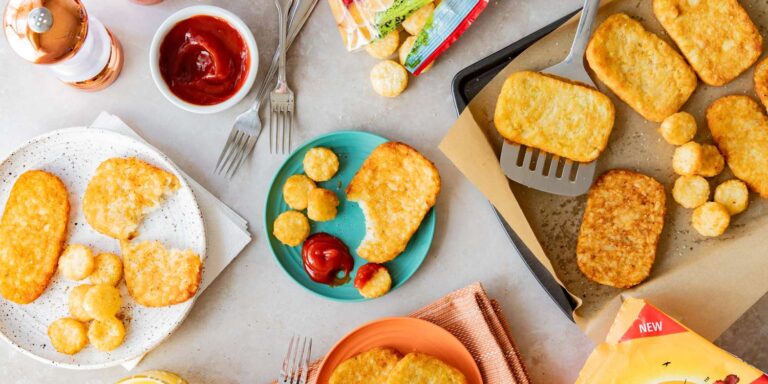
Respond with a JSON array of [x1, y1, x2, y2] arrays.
[[0, 128, 206, 369]]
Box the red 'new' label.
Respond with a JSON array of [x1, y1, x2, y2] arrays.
[[752, 374, 768, 384], [619, 304, 687, 342]]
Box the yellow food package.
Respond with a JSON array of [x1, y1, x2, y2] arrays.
[[577, 298, 768, 384]]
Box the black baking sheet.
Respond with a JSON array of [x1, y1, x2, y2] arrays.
[[451, 11, 580, 321]]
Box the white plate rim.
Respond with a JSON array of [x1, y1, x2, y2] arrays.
[[0, 127, 207, 370]]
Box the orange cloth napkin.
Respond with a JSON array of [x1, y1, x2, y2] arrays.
[[303, 283, 530, 383]]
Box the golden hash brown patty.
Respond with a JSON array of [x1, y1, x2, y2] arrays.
[[653, 0, 762, 86], [0, 170, 69, 304], [754, 56, 768, 111], [707, 96, 768, 197], [83, 157, 180, 240], [386, 352, 468, 384], [121, 240, 202, 307], [346, 142, 440, 263], [586, 13, 697, 122], [577, 170, 666, 288], [329, 347, 403, 384], [494, 71, 615, 162]]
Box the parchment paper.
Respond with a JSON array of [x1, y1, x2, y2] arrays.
[[440, 0, 768, 343]]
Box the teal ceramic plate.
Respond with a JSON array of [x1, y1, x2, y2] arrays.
[[265, 131, 436, 302]]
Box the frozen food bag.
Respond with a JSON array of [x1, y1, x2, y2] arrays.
[[403, 0, 489, 75], [577, 298, 768, 384], [328, 0, 433, 51]]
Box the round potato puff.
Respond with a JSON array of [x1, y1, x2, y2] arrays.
[[89, 253, 123, 286], [283, 175, 317, 210], [354, 263, 392, 299], [399, 35, 433, 74], [59, 244, 95, 281], [715, 179, 749, 215], [68, 284, 93, 322], [370, 60, 408, 98], [692, 202, 731, 237], [672, 142, 703, 176], [659, 112, 697, 145], [698, 144, 725, 177], [83, 284, 122, 321], [48, 318, 88, 355], [273, 211, 310, 247], [307, 188, 340, 222], [365, 30, 399, 59], [303, 147, 339, 182], [754, 56, 768, 111], [402, 2, 435, 35], [88, 317, 126, 352], [672, 175, 709, 209]]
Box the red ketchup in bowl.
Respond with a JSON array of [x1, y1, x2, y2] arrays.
[[301, 233, 354, 286], [159, 15, 249, 105]]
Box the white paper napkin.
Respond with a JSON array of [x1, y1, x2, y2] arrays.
[[88, 112, 252, 370]]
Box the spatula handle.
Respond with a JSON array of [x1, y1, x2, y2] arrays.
[[566, 0, 601, 63]]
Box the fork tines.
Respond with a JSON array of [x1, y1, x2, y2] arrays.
[[270, 92, 294, 155], [280, 335, 312, 384]]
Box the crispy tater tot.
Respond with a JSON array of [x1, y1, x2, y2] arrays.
[[692, 202, 731, 237], [89, 253, 123, 286], [672, 175, 710, 209], [715, 179, 749, 215], [83, 284, 122, 321], [58, 244, 95, 281], [48, 318, 88, 355], [370, 60, 409, 98], [402, 2, 434, 35], [68, 284, 93, 322], [698, 144, 725, 177], [304, 147, 340, 182], [283, 174, 317, 210], [672, 142, 703, 176], [88, 317, 126, 352], [354, 263, 392, 299], [273, 211, 310, 247], [307, 188, 340, 222], [365, 30, 400, 59], [659, 112, 697, 145]]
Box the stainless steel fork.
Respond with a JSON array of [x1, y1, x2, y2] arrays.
[[279, 335, 312, 384], [214, 0, 317, 176], [270, 0, 295, 155]]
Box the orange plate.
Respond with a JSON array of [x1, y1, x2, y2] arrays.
[[316, 317, 483, 384]]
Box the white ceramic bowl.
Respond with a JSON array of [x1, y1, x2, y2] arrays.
[[149, 6, 258, 114]]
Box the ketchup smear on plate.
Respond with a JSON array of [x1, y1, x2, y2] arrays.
[[301, 233, 354, 286], [159, 15, 249, 106]]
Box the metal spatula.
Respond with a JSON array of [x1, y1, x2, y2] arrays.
[[499, 0, 601, 197]]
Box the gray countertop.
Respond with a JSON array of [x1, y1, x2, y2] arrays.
[[1, 0, 766, 382]]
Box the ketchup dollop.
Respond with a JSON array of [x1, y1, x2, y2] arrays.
[[301, 233, 354, 286], [354, 263, 384, 289], [159, 15, 250, 106]]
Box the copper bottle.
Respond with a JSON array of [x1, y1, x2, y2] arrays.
[[3, 0, 123, 91]]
